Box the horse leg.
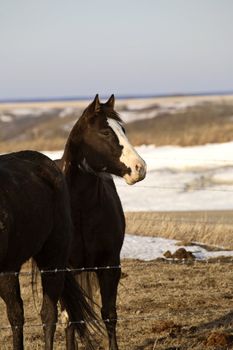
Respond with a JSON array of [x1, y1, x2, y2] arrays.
[[60, 301, 77, 350], [0, 274, 24, 350], [39, 270, 65, 350], [97, 268, 121, 350], [65, 324, 77, 350]]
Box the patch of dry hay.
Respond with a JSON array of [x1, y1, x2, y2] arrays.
[[125, 211, 233, 249]]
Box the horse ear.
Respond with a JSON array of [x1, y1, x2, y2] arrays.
[[87, 94, 101, 113], [105, 94, 115, 108], [93, 94, 100, 110]]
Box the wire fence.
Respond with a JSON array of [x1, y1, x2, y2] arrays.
[[0, 265, 121, 277], [0, 256, 233, 336], [0, 254, 232, 279], [117, 184, 233, 192], [0, 258, 232, 333], [0, 314, 168, 331]]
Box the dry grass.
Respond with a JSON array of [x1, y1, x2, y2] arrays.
[[126, 103, 233, 146], [125, 211, 233, 249], [118, 259, 233, 349], [1, 99, 233, 153], [0, 138, 66, 153], [2, 259, 233, 349], [1, 211, 233, 348]]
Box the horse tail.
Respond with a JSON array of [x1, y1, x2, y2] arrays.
[[76, 271, 100, 308], [61, 271, 102, 349], [31, 259, 41, 314]]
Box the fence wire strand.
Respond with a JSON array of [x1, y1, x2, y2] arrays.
[[0, 314, 172, 331], [117, 184, 233, 192], [0, 255, 232, 278]]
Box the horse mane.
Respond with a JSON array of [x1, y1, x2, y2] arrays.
[[98, 105, 123, 123]]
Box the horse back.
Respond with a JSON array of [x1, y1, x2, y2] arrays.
[[0, 151, 71, 271]]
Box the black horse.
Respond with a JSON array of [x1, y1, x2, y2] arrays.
[[0, 150, 98, 350], [57, 95, 146, 349]]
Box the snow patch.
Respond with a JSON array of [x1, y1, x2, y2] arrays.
[[0, 115, 13, 122], [121, 234, 233, 261], [44, 141, 233, 211]]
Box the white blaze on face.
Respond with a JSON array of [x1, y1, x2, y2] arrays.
[[107, 118, 146, 185]]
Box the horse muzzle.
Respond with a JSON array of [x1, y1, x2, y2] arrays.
[[123, 159, 147, 185]]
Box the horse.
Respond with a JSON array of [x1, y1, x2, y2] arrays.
[[56, 94, 146, 349], [0, 150, 99, 350]]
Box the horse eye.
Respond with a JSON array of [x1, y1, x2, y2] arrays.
[[122, 126, 126, 134], [100, 129, 111, 137]]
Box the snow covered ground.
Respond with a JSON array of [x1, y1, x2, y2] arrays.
[[121, 234, 233, 261], [44, 142, 233, 261], [45, 141, 233, 212], [114, 142, 233, 212]]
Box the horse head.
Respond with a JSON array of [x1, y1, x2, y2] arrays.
[[67, 94, 146, 185]]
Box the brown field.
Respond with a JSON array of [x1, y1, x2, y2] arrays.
[[1, 95, 233, 153], [0, 211, 233, 349], [1, 258, 233, 349], [126, 102, 233, 147]]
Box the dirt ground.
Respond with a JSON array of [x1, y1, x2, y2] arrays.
[[1, 211, 233, 349], [1, 257, 233, 349]]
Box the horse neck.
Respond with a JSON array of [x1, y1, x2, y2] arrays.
[[60, 133, 99, 194], [60, 119, 84, 172]]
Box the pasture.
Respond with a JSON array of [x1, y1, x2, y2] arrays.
[[0, 211, 233, 349], [1, 256, 233, 349], [1, 95, 233, 349]]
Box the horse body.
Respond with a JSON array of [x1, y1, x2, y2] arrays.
[[67, 171, 125, 350], [58, 95, 146, 350], [67, 170, 125, 269], [0, 152, 58, 269], [0, 151, 98, 350]]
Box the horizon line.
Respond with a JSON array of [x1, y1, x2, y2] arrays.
[[1, 90, 233, 104]]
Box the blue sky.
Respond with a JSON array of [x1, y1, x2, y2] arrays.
[[1, 0, 233, 99]]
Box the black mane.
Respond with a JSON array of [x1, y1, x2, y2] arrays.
[[98, 104, 123, 123]]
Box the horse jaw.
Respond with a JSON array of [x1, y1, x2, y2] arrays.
[[123, 171, 146, 185], [107, 118, 147, 185]]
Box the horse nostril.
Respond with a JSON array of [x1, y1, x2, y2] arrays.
[[135, 163, 142, 172], [135, 163, 146, 178]]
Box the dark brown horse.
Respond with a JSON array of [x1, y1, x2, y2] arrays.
[[0, 150, 98, 350], [57, 95, 146, 349]]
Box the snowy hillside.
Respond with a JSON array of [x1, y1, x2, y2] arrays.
[[45, 141, 233, 212]]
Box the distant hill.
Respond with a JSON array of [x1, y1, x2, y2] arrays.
[[0, 95, 233, 152]]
